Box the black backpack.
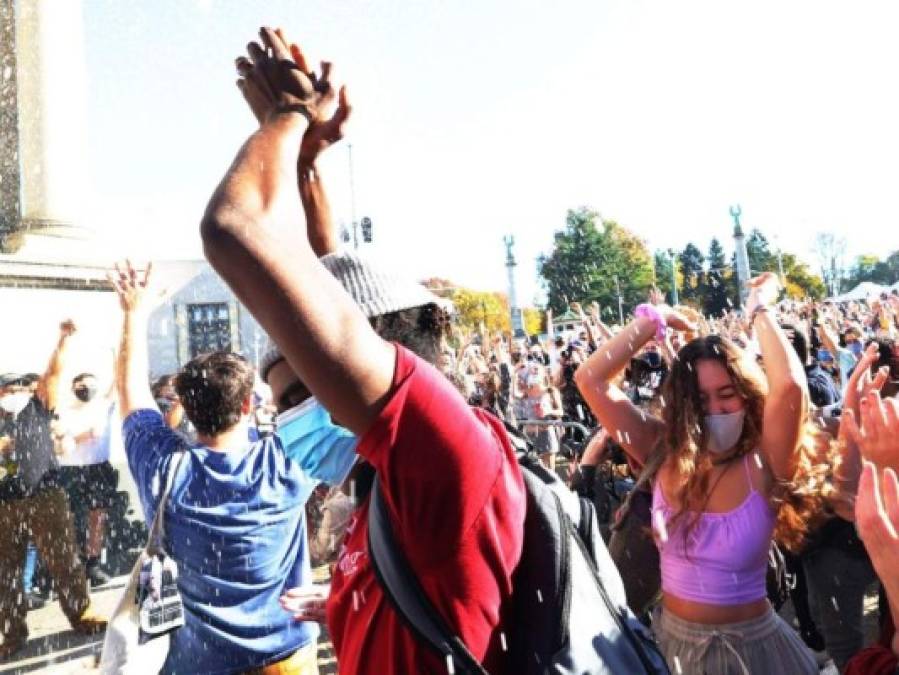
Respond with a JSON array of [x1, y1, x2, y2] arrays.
[[367, 428, 670, 675]]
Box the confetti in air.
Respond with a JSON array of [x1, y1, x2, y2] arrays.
[[446, 654, 455, 674], [536, 589, 543, 603]]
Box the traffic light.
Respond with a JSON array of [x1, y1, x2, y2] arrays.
[[361, 217, 372, 243]]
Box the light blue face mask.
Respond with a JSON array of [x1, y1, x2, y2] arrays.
[[276, 397, 358, 487]]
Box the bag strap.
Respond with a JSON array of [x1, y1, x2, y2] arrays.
[[367, 478, 489, 675], [147, 451, 187, 556]]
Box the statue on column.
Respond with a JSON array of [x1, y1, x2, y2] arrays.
[[730, 205, 751, 306]]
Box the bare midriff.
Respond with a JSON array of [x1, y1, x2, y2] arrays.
[[662, 594, 770, 624]]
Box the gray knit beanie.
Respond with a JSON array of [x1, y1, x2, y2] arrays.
[[260, 251, 444, 383], [319, 251, 442, 318]]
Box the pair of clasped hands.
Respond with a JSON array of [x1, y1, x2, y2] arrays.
[[234, 27, 351, 166]]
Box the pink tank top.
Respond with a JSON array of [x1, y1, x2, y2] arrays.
[[651, 455, 775, 605]]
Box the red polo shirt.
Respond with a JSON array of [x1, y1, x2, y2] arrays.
[[326, 345, 526, 674]]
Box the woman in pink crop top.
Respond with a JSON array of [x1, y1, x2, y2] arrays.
[[576, 273, 817, 675]]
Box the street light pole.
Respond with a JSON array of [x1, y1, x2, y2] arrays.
[[614, 275, 624, 325], [667, 249, 679, 305], [348, 143, 358, 249]]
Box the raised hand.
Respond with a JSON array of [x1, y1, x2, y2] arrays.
[[237, 27, 334, 125], [237, 30, 352, 168], [664, 305, 698, 333], [107, 260, 154, 314], [854, 461, 899, 655], [59, 319, 77, 337], [843, 343, 887, 424], [842, 390, 899, 472], [744, 272, 780, 320]]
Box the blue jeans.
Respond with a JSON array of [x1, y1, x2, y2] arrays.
[[22, 542, 37, 591]]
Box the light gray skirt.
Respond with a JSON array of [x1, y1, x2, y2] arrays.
[[652, 606, 818, 675]]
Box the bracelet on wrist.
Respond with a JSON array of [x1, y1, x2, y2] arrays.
[[750, 305, 772, 324], [634, 303, 667, 342]]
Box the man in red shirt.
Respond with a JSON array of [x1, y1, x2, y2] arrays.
[[202, 27, 526, 673]]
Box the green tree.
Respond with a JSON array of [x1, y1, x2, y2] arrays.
[[702, 238, 732, 316], [884, 251, 899, 283], [846, 254, 892, 287], [746, 229, 776, 276], [538, 207, 655, 318], [677, 243, 705, 305], [779, 253, 826, 299], [522, 307, 544, 336], [654, 249, 684, 305], [451, 288, 511, 334]]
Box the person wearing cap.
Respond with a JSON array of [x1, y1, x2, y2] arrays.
[[0, 321, 107, 658], [204, 29, 525, 674]]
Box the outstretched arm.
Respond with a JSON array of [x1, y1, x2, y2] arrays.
[[109, 262, 158, 417], [236, 33, 351, 258], [203, 28, 393, 435], [575, 315, 665, 466], [36, 320, 77, 412], [297, 83, 351, 257], [749, 274, 810, 481]]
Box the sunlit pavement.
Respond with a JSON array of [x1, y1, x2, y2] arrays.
[[0, 567, 338, 675], [0, 575, 123, 674], [0, 566, 877, 674]]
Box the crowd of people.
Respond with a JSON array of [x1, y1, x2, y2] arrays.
[[2, 24, 899, 675]]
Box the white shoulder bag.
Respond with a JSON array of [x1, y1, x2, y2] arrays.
[[99, 451, 187, 674]]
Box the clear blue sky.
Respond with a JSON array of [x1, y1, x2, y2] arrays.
[[79, 0, 899, 304]]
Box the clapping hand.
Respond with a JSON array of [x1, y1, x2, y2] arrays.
[[854, 461, 899, 655], [842, 389, 899, 472], [237, 29, 352, 167], [236, 28, 345, 128], [840, 343, 888, 443]]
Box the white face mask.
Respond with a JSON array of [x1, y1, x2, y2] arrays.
[[704, 410, 745, 454], [0, 392, 31, 416]]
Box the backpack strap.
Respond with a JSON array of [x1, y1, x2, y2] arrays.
[[147, 450, 187, 556], [367, 478, 489, 675]]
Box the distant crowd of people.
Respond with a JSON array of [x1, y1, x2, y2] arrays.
[[2, 24, 898, 675]]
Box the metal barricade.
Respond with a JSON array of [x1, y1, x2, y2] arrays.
[[514, 419, 594, 459]]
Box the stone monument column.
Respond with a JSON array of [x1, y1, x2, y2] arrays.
[[504, 235, 526, 337], [731, 205, 751, 306], [15, 0, 90, 241], [1, 0, 91, 253], [0, 0, 22, 250]]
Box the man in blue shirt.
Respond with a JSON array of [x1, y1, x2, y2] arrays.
[[110, 262, 322, 675]]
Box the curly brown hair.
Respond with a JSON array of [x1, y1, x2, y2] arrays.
[[645, 334, 831, 553]]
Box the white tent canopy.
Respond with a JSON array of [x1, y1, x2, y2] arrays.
[[831, 281, 890, 302]]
